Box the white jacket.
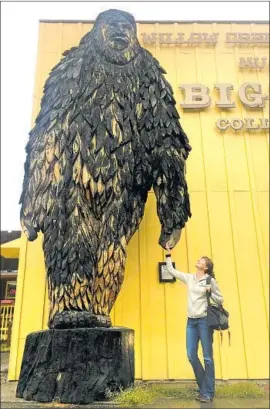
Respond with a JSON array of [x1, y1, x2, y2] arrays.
[[166, 255, 224, 319]]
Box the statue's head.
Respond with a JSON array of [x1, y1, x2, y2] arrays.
[[92, 9, 140, 65]]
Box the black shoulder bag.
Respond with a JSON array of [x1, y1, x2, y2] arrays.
[[206, 276, 230, 345]]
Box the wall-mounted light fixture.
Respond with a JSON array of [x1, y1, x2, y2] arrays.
[[158, 262, 176, 283]]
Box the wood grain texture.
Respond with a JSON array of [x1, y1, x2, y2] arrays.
[[16, 327, 134, 404]]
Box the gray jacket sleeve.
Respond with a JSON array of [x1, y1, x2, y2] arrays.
[[165, 255, 189, 284], [210, 279, 224, 305]]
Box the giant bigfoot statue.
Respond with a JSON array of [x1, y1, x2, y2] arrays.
[[20, 9, 192, 329]]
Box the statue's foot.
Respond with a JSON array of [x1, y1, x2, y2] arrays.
[[50, 311, 111, 329]]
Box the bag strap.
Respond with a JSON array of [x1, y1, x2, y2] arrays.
[[206, 275, 212, 305], [220, 330, 223, 345], [206, 275, 212, 285]]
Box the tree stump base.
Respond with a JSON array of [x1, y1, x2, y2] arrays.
[[16, 327, 134, 404]]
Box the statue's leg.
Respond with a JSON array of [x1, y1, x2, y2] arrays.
[[90, 193, 146, 325], [47, 273, 96, 328], [92, 236, 127, 324], [43, 216, 104, 329]]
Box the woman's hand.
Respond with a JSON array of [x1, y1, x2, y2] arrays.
[[165, 243, 171, 253]]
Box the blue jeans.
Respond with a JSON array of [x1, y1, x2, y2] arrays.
[[186, 317, 215, 398]]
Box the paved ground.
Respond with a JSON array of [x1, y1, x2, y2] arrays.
[[0, 382, 269, 409], [1, 352, 10, 371], [1, 351, 9, 384]]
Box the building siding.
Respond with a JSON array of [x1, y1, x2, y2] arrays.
[[9, 22, 269, 381]]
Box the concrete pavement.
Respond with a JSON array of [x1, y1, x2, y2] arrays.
[[1, 352, 9, 371]]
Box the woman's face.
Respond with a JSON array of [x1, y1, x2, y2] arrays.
[[195, 257, 207, 271]]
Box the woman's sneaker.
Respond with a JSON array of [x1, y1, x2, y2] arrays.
[[199, 395, 213, 403]]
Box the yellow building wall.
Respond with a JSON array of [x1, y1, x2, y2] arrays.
[[9, 22, 269, 381]]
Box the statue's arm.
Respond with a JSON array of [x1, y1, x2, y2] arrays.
[[137, 53, 192, 249], [152, 144, 191, 249], [154, 73, 191, 249], [20, 46, 83, 241]]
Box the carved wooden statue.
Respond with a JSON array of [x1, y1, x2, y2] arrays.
[[20, 9, 192, 329]]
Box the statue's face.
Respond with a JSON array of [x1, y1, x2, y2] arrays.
[[94, 13, 140, 65], [105, 18, 135, 51]]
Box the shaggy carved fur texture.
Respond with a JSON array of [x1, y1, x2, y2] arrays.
[[20, 9, 192, 328]]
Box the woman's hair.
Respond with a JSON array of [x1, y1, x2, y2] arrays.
[[202, 256, 215, 279]]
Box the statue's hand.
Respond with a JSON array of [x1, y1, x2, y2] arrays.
[[21, 218, 38, 242], [159, 228, 182, 250]]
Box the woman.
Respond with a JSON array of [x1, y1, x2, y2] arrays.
[[165, 244, 224, 403]]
